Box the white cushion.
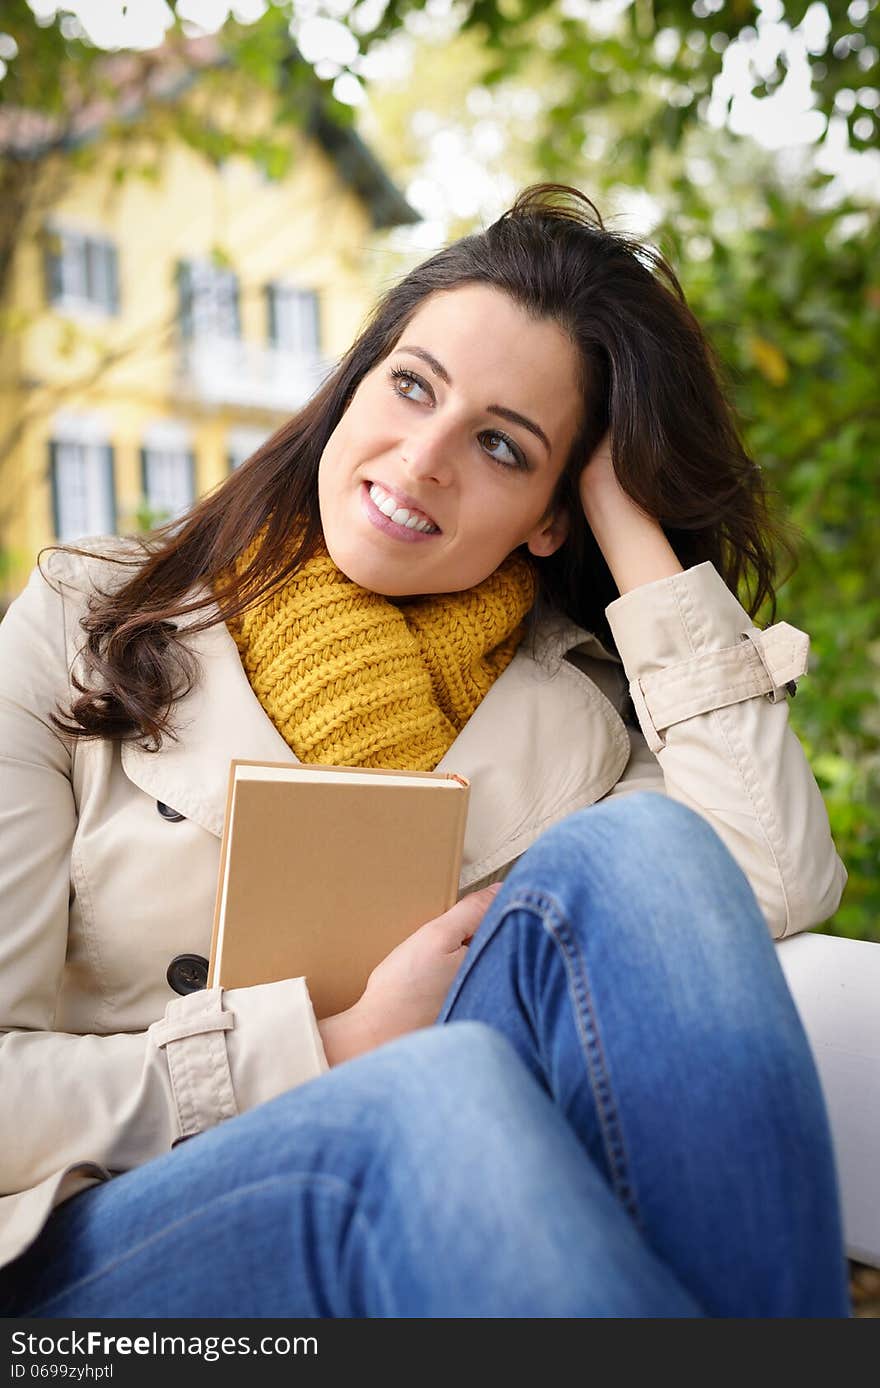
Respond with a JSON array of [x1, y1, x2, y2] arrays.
[[777, 933, 880, 1267]]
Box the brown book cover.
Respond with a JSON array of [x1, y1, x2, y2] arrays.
[[207, 759, 471, 1019]]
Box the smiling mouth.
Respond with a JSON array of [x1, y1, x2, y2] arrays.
[[366, 480, 441, 533]]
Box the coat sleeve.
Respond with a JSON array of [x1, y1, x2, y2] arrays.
[[0, 554, 328, 1199], [599, 561, 847, 941]]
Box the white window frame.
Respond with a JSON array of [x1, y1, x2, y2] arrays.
[[45, 225, 119, 317], [49, 415, 116, 541], [227, 426, 270, 472], [267, 283, 320, 355], [141, 422, 196, 524], [178, 259, 241, 342]]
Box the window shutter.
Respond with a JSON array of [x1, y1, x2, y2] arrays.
[[230, 271, 242, 339], [84, 238, 99, 306], [176, 261, 193, 338], [44, 233, 64, 305], [66, 232, 88, 300], [106, 242, 120, 314], [85, 238, 115, 312], [266, 283, 277, 347], [306, 290, 320, 352], [48, 440, 61, 538], [103, 444, 117, 532], [140, 446, 150, 507]]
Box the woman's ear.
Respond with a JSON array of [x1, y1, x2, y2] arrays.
[[525, 506, 570, 558]]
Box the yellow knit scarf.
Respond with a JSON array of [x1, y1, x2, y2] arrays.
[[224, 533, 537, 771]]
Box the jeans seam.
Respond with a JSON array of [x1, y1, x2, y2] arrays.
[[506, 888, 643, 1230], [18, 1172, 397, 1318]]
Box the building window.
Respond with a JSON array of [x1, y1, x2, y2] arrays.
[[177, 260, 241, 341], [141, 423, 196, 523], [49, 438, 117, 541], [227, 426, 270, 472], [266, 284, 320, 353], [45, 228, 119, 314]]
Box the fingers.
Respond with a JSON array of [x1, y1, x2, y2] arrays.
[[433, 882, 504, 951]]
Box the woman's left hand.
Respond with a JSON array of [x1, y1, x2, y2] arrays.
[[576, 429, 685, 596], [578, 429, 628, 518]]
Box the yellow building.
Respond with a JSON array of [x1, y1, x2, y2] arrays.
[[0, 55, 417, 602]]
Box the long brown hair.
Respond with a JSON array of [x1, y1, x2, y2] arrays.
[[46, 182, 797, 750]]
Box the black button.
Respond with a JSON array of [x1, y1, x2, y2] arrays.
[[167, 954, 209, 995], [157, 800, 186, 822]]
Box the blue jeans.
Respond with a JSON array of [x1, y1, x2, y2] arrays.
[[0, 793, 849, 1318]]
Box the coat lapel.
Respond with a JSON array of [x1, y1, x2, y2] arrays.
[[120, 613, 298, 836], [120, 597, 631, 884], [437, 616, 631, 886]]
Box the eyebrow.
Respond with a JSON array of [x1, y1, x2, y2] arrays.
[[395, 344, 552, 455]]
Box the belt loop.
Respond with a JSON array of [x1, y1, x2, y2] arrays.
[[739, 630, 798, 703], [628, 676, 666, 754]]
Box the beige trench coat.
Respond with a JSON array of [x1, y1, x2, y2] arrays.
[[0, 539, 847, 1271]]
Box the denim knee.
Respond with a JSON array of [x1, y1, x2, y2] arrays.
[[524, 791, 746, 891], [350, 1022, 554, 1153], [355, 1021, 531, 1136], [503, 791, 765, 953]]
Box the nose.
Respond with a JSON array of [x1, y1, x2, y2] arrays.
[[400, 413, 457, 487]]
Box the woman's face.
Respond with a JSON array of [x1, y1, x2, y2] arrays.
[[317, 283, 583, 596]]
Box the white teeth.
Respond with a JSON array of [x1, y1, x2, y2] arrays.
[[368, 482, 438, 533]]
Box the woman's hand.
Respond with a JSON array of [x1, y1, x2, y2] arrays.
[[577, 430, 684, 596], [316, 884, 503, 1066], [577, 428, 620, 515]]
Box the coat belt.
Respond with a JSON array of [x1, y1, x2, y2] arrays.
[[627, 621, 810, 753]]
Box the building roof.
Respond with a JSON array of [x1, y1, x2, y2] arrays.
[[0, 34, 420, 230]]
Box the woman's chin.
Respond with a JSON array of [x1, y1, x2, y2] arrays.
[[323, 538, 411, 596]]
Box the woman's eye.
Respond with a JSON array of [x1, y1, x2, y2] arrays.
[[390, 367, 430, 403], [482, 431, 525, 470]]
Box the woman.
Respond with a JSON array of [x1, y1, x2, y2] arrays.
[[0, 184, 850, 1317]]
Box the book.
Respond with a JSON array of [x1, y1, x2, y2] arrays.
[[207, 759, 471, 1019]]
